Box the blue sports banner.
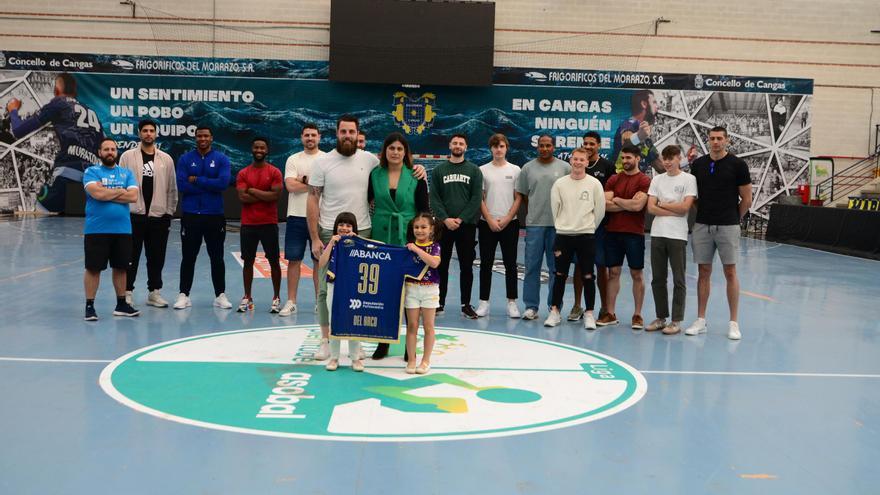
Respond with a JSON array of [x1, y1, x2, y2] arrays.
[[0, 50, 812, 218]]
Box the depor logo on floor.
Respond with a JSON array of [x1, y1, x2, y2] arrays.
[[100, 325, 647, 441]]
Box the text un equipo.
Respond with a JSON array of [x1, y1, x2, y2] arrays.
[[136, 88, 255, 103]]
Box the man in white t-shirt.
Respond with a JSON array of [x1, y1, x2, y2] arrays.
[[476, 133, 522, 318], [307, 115, 426, 360], [279, 123, 325, 317], [645, 144, 698, 335]]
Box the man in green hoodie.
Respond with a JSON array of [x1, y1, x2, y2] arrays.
[[429, 134, 483, 318]]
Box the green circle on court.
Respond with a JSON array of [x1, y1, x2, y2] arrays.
[[100, 325, 647, 442], [476, 387, 542, 403]]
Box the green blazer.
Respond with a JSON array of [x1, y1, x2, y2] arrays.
[[370, 166, 418, 246]]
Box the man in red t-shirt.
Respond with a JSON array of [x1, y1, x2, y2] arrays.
[[236, 137, 283, 313], [600, 145, 650, 329]]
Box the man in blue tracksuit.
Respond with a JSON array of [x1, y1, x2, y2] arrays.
[[172, 125, 233, 310]]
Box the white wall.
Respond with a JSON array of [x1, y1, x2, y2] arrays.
[[1, 0, 878, 159]]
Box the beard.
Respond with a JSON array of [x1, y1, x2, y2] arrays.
[[337, 138, 357, 157], [644, 108, 656, 125], [100, 155, 116, 166], [450, 148, 464, 158]]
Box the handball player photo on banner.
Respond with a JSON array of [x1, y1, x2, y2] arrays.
[[326, 236, 428, 342]]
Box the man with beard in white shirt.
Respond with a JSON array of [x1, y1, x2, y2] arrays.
[[307, 115, 425, 361]]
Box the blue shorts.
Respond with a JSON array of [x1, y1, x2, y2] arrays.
[[284, 216, 314, 262], [604, 231, 645, 270], [594, 222, 607, 267]]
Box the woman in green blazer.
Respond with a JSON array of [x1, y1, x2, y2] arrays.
[[369, 132, 429, 359]]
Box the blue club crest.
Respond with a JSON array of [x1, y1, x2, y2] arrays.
[[392, 92, 436, 135]]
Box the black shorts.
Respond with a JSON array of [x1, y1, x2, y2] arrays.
[[84, 234, 132, 272], [240, 224, 280, 263]]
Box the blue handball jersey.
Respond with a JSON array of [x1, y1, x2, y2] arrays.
[[11, 96, 105, 176], [327, 236, 428, 342]]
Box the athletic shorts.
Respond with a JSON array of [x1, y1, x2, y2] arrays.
[[594, 222, 607, 267], [240, 224, 280, 263], [691, 223, 740, 265], [404, 283, 441, 309], [84, 234, 132, 272], [284, 216, 315, 262], [604, 232, 645, 270]]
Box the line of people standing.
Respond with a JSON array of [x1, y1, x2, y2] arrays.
[[81, 117, 752, 341]]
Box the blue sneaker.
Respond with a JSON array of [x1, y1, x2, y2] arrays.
[[113, 302, 141, 317], [84, 306, 98, 321]]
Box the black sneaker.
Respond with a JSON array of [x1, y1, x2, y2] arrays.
[[372, 342, 389, 360], [461, 304, 478, 319], [436, 305, 445, 315], [84, 306, 98, 321], [113, 302, 141, 317]]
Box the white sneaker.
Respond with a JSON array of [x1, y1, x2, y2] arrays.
[[728, 321, 742, 340], [147, 290, 168, 308], [584, 313, 597, 330], [236, 297, 254, 312], [314, 338, 330, 360], [543, 309, 562, 327], [522, 308, 538, 320], [684, 318, 707, 336], [173, 293, 191, 310], [124, 290, 133, 306], [507, 301, 521, 318], [213, 293, 232, 309], [475, 300, 490, 317], [270, 297, 282, 313], [279, 300, 297, 316]]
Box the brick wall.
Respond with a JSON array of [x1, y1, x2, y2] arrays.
[[1, 0, 878, 158]]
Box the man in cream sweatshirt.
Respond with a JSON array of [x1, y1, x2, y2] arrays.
[[119, 119, 178, 308], [546, 147, 606, 329]]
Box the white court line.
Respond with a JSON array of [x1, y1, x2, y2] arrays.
[[2, 356, 879, 378], [0, 357, 112, 364], [741, 243, 783, 253], [785, 243, 880, 263], [641, 370, 880, 378]]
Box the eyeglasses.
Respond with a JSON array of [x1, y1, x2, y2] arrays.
[[710, 161, 715, 174]]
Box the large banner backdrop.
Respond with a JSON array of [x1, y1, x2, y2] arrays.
[[0, 51, 812, 218]]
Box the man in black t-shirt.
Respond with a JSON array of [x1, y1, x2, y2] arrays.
[[119, 119, 179, 308], [684, 126, 751, 340], [582, 131, 616, 321]]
